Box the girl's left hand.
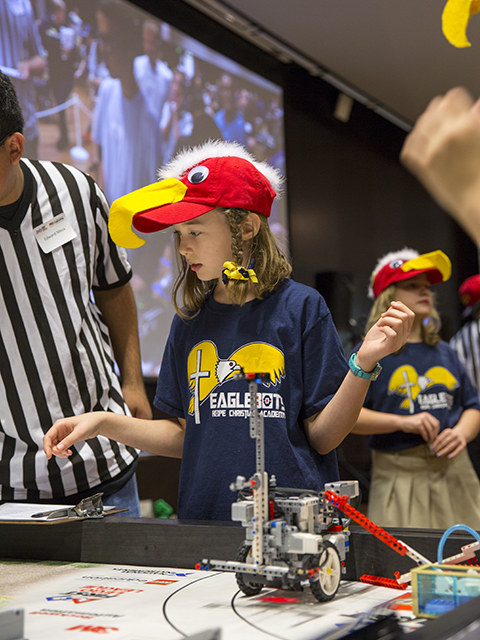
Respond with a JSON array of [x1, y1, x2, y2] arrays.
[[431, 427, 467, 458], [356, 301, 414, 372]]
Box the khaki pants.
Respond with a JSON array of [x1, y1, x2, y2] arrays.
[[368, 444, 480, 529]]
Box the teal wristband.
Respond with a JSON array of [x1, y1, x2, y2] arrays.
[[348, 352, 382, 381]]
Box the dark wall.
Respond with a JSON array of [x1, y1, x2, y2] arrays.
[[129, 0, 477, 342]]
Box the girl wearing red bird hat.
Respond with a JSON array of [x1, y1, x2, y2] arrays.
[[352, 248, 480, 529], [44, 141, 413, 522]]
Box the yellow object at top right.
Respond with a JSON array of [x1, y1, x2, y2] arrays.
[[442, 0, 480, 47]]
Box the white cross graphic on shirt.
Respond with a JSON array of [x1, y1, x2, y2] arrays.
[[399, 369, 416, 414], [190, 349, 210, 424]]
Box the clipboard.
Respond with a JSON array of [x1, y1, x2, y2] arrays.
[[0, 493, 127, 523]]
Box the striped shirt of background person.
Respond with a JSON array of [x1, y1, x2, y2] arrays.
[[450, 321, 480, 394]]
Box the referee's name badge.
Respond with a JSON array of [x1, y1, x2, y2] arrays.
[[34, 213, 77, 253]]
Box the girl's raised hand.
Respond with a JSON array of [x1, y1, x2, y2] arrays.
[[43, 413, 104, 459], [357, 301, 414, 372]]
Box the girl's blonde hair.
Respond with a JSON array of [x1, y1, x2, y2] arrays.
[[365, 284, 441, 347], [172, 208, 292, 319]]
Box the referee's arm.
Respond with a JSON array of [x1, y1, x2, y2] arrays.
[[94, 282, 152, 420]]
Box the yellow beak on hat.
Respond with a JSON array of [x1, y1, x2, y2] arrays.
[[442, 0, 480, 47], [400, 250, 452, 282], [108, 179, 187, 248]]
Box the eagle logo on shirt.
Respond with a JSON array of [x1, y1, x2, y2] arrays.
[[187, 341, 285, 423], [388, 365, 459, 413]]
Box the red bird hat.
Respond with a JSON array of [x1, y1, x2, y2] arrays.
[[369, 248, 452, 300], [108, 140, 283, 249], [459, 274, 480, 317]]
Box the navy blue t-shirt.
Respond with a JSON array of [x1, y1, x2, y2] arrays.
[[154, 279, 349, 520], [361, 341, 480, 452]]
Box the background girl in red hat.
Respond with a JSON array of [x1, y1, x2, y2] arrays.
[[44, 141, 413, 521], [352, 247, 480, 529]]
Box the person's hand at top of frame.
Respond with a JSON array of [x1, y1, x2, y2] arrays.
[[400, 87, 480, 246], [356, 301, 414, 373]]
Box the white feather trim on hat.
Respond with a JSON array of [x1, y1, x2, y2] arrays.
[[367, 247, 419, 299], [158, 139, 284, 197]]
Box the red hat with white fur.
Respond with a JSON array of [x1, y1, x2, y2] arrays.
[[108, 140, 283, 249], [369, 248, 452, 299]]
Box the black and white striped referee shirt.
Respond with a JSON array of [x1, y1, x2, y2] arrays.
[[450, 319, 480, 395], [0, 159, 138, 501]]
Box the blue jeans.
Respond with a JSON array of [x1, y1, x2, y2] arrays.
[[102, 474, 141, 517]]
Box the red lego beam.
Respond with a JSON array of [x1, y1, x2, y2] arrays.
[[324, 491, 408, 556], [359, 574, 408, 590]]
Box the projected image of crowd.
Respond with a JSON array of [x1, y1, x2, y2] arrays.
[[2, 0, 285, 203], [2, 0, 286, 376]]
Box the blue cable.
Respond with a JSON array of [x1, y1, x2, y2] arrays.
[[437, 524, 480, 564]]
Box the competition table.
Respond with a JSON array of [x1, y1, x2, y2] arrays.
[[0, 517, 475, 577], [1, 518, 480, 639]]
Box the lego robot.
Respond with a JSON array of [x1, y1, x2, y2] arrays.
[[197, 372, 359, 602]]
